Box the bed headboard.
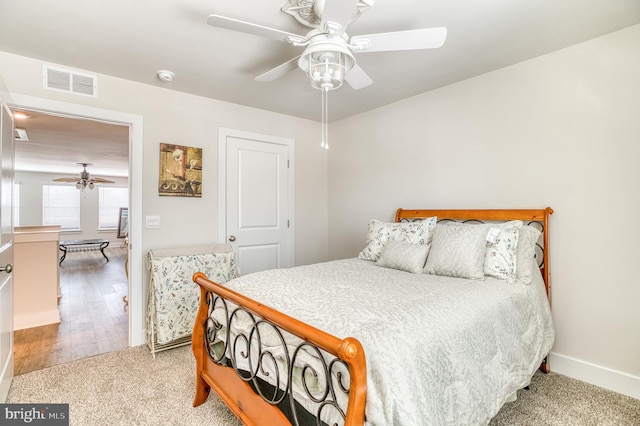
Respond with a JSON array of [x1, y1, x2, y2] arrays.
[[395, 208, 554, 301]]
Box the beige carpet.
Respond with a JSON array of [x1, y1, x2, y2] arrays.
[[8, 345, 240, 426], [7, 345, 640, 425]]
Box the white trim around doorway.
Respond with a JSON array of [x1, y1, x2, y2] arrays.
[[9, 94, 144, 346]]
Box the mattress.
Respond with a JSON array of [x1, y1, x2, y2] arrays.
[[210, 257, 555, 426]]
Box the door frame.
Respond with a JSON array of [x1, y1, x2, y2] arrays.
[[10, 94, 145, 346], [0, 98, 15, 402], [217, 127, 295, 268]]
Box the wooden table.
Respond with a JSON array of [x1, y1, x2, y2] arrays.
[[59, 239, 110, 265]]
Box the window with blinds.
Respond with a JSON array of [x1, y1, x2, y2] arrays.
[[42, 185, 80, 230]]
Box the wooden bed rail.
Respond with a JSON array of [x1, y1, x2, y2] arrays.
[[192, 272, 368, 425], [395, 208, 554, 223]]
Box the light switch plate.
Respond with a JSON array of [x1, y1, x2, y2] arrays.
[[146, 215, 161, 229]]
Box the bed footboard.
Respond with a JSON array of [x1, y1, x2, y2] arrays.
[[192, 272, 367, 426]]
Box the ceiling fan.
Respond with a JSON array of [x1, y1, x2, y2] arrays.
[[207, 0, 447, 91], [53, 163, 115, 190], [207, 0, 446, 148]]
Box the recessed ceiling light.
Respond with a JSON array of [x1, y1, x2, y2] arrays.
[[14, 111, 30, 119], [157, 70, 175, 82]]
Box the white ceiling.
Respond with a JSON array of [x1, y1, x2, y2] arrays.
[[12, 110, 129, 177], [2, 0, 640, 175]]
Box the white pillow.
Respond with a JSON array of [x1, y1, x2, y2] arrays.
[[376, 241, 431, 274], [515, 225, 542, 284], [358, 217, 437, 261], [484, 221, 522, 283], [424, 223, 489, 279], [442, 220, 542, 283]]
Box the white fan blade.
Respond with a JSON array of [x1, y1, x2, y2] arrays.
[[351, 27, 447, 53], [345, 64, 373, 90], [320, 0, 359, 34], [256, 56, 301, 82], [207, 14, 301, 42]]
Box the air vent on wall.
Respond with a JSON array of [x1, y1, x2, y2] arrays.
[[43, 65, 97, 97], [15, 128, 29, 142]]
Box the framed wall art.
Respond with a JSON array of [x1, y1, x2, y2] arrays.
[[158, 143, 202, 197]]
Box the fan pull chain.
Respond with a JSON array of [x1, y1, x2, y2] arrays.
[[321, 87, 329, 149]]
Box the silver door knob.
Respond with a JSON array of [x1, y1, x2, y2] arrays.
[[0, 264, 13, 274], [228, 235, 236, 242]]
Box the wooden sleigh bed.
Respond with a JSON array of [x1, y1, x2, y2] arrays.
[[192, 208, 554, 425]]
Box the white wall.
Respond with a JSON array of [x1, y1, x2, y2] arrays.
[[0, 50, 329, 345], [15, 171, 128, 245], [329, 25, 640, 398], [0, 52, 328, 267]]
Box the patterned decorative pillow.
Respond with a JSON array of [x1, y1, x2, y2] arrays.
[[376, 241, 431, 274], [358, 217, 437, 262], [515, 225, 542, 284], [424, 223, 490, 279], [484, 221, 522, 283]]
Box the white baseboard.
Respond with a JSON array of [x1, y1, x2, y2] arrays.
[[549, 352, 640, 400], [13, 310, 61, 330]]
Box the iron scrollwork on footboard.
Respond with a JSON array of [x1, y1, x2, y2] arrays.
[[203, 289, 356, 426]]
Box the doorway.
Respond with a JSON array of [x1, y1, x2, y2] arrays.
[[8, 94, 144, 365], [12, 109, 130, 374], [0, 99, 15, 400]]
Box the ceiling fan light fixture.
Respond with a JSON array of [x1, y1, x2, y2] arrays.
[[54, 163, 114, 190], [298, 41, 355, 91], [296, 37, 355, 150], [309, 51, 348, 90]]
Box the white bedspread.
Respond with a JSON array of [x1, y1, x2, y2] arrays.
[[219, 258, 555, 426]]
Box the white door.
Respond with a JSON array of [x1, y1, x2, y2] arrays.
[[0, 100, 15, 402], [218, 128, 294, 276]]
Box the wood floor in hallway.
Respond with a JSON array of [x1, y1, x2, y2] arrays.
[[13, 246, 129, 375]]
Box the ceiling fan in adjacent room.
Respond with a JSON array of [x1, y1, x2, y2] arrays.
[[206, 0, 447, 148], [53, 163, 115, 190]]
